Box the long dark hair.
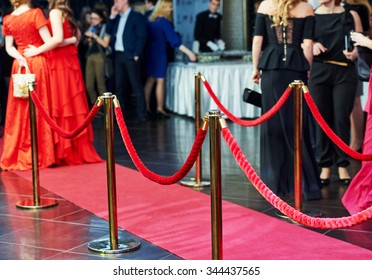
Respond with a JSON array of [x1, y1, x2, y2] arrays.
[[48, 0, 79, 36]]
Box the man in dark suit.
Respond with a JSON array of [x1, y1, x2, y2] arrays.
[[144, 0, 157, 18], [106, 0, 147, 122], [194, 0, 224, 53]]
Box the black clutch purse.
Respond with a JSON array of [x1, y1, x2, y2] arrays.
[[242, 88, 262, 108], [357, 46, 372, 82]]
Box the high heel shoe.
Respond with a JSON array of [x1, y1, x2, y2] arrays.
[[338, 167, 351, 185], [156, 110, 170, 118], [320, 167, 331, 186], [339, 178, 351, 185], [320, 178, 330, 185]]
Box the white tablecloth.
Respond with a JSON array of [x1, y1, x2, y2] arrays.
[[166, 61, 261, 118]]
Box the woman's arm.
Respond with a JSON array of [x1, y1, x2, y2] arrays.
[[343, 10, 363, 61], [351, 32, 372, 49], [251, 35, 263, 84], [302, 38, 313, 66], [85, 30, 110, 49], [5, 35, 27, 66], [178, 44, 197, 62], [23, 9, 64, 57]]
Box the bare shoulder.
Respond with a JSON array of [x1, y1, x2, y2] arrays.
[[257, 0, 275, 14], [293, 2, 315, 17], [49, 9, 63, 19]]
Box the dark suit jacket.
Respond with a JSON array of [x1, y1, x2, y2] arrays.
[[194, 10, 222, 52], [106, 9, 147, 60]]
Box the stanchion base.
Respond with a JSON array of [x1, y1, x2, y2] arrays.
[[180, 178, 210, 190], [88, 237, 141, 254], [16, 198, 58, 210]]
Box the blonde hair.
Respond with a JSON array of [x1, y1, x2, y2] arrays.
[[271, 0, 306, 26], [9, 0, 29, 8], [149, 0, 173, 22]]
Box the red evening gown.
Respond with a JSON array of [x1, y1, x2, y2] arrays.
[[46, 19, 102, 165], [0, 8, 55, 170], [342, 69, 372, 214]]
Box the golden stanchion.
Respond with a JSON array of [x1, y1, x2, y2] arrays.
[[180, 72, 210, 189], [293, 80, 303, 211], [209, 110, 223, 260], [16, 82, 58, 209], [88, 92, 140, 254], [276, 82, 322, 219]]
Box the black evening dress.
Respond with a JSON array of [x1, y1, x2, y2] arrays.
[[254, 13, 322, 200]]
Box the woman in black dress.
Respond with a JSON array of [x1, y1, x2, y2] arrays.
[[308, 0, 362, 185], [251, 0, 322, 200]]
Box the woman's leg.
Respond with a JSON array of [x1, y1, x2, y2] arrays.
[[155, 78, 168, 116], [144, 76, 155, 112], [350, 95, 365, 151]]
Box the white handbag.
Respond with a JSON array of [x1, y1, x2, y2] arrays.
[[12, 63, 35, 98]]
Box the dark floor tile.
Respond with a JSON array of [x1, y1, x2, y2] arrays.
[[0, 220, 108, 252], [0, 241, 64, 260], [325, 229, 372, 251]]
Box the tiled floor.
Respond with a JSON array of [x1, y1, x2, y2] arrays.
[[0, 111, 371, 260]]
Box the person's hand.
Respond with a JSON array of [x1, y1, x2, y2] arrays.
[[217, 39, 225, 51], [343, 48, 357, 61], [188, 52, 197, 62], [85, 31, 96, 39], [71, 36, 78, 45], [111, 2, 123, 17], [133, 56, 139, 61], [313, 42, 327, 56], [23, 45, 40, 57], [252, 69, 261, 84], [16, 56, 27, 67], [207, 41, 219, 52], [350, 31, 370, 48]]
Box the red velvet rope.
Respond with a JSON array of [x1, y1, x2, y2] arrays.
[[114, 106, 208, 184], [30, 90, 102, 139], [304, 92, 372, 161], [221, 126, 372, 229], [202, 78, 292, 126]]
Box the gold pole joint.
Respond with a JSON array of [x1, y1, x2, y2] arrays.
[[96, 96, 104, 107], [113, 96, 120, 108], [218, 117, 227, 129], [302, 84, 309, 95], [201, 115, 209, 131], [27, 81, 36, 92]]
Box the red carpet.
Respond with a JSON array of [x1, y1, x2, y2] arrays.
[[8, 162, 372, 260]]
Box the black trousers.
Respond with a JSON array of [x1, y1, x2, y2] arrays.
[[309, 62, 357, 167], [260, 69, 321, 200], [114, 52, 147, 120]]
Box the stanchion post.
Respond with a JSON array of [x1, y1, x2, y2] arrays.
[[88, 92, 140, 254], [105, 92, 118, 249], [16, 81, 58, 209], [293, 81, 303, 211], [30, 82, 40, 206], [180, 72, 210, 189], [209, 110, 223, 260], [195, 72, 202, 184]]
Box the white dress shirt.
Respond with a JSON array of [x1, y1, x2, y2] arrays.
[[114, 8, 131, 52]]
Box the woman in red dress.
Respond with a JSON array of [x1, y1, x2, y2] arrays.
[[341, 30, 372, 214], [24, 0, 102, 165], [0, 0, 55, 170]]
